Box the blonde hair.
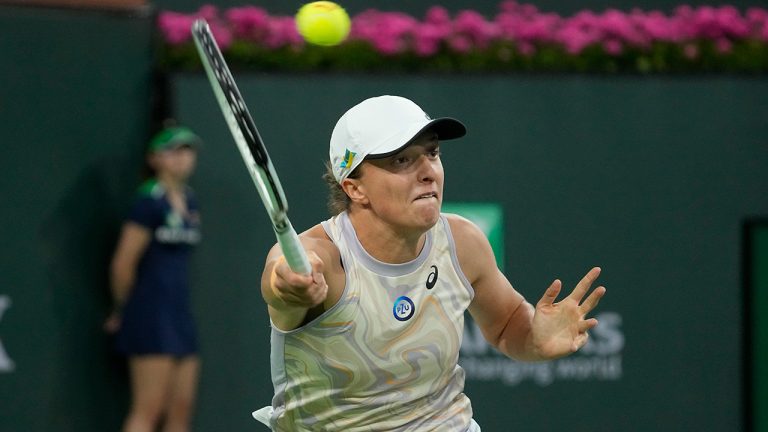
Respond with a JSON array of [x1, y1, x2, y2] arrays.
[[322, 161, 361, 215]]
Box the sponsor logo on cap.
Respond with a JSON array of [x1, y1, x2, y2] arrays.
[[340, 149, 356, 169]]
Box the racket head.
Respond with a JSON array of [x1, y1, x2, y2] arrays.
[[191, 19, 291, 230]]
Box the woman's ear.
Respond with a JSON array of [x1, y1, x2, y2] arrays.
[[341, 178, 369, 206]]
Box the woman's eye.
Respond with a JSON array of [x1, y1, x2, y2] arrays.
[[394, 156, 409, 165]]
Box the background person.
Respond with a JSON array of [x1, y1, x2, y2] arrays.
[[104, 124, 203, 432]]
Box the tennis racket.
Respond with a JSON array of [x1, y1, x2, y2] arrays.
[[191, 19, 311, 275]]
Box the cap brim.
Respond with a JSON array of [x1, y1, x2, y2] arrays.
[[168, 140, 200, 149], [149, 128, 203, 152], [365, 117, 466, 160]]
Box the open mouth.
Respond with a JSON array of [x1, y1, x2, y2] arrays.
[[414, 192, 438, 201]]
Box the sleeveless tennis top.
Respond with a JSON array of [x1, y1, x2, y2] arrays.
[[269, 212, 475, 431]]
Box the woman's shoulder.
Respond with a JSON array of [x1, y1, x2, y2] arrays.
[[302, 223, 343, 265], [441, 213, 496, 283], [303, 223, 338, 252], [442, 213, 487, 244]]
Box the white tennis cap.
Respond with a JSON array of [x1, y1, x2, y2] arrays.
[[329, 95, 466, 183]]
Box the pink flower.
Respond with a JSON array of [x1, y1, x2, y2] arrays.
[[524, 15, 560, 42], [747, 7, 768, 28], [634, 11, 681, 42], [265, 16, 303, 49], [157, 12, 195, 45], [599, 9, 647, 46], [208, 21, 233, 49], [351, 10, 417, 55], [181, 5, 230, 49], [556, 25, 598, 54], [496, 5, 560, 47], [715, 5, 750, 38], [413, 23, 446, 57], [225, 6, 269, 41], [692, 6, 725, 39], [156, 1, 768, 67], [424, 6, 450, 25], [454, 10, 499, 48]]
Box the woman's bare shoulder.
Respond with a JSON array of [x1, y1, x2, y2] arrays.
[[443, 213, 497, 284]]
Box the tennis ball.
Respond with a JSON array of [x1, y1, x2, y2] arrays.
[[295, 1, 351, 47]]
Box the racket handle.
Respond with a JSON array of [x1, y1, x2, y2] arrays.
[[275, 222, 311, 275]]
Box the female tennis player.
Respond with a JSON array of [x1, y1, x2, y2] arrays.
[[257, 95, 606, 431]]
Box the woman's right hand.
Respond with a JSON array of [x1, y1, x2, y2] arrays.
[[270, 252, 328, 308]]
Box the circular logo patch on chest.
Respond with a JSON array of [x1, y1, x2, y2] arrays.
[[392, 296, 415, 321]]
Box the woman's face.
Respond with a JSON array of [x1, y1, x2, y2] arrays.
[[355, 132, 444, 232], [150, 145, 197, 181]]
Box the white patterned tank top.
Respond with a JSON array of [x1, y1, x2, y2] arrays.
[[269, 212, 476, 431]]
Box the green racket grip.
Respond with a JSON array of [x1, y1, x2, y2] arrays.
[[275, 222, 311, 275]]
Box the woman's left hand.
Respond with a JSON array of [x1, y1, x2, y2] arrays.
[[529, 267, 606, 359]]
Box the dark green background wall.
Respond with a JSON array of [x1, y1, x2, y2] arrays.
[[1, 2, 767, 432], [0, 5, 154, 431]]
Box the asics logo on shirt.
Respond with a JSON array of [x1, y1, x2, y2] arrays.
[[426, 265, 438, 289]]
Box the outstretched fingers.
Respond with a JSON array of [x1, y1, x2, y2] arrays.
[[579, 285, 606, 315], [567, 267, 601, 303], [577, 317, 599, 333], [537, 279, 562, 307]]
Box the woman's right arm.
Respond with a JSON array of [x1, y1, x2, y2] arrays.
[[261, 228, 345, 332], [104, 222, 152, 332]]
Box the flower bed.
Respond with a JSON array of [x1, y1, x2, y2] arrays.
[[158, 1, 768, 73]]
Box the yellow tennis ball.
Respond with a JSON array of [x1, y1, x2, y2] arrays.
[[295, 1, 351, 47]]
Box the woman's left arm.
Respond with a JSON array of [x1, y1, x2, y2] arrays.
[[447, 214, 606, 361]]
